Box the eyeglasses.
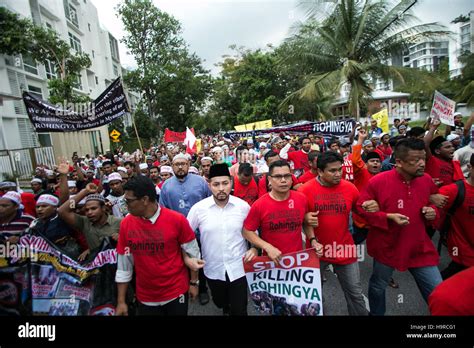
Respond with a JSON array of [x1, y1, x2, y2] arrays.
[[269, 174, 292, 181], [124, 197, 140, 204], [173, 162, 188, 167]]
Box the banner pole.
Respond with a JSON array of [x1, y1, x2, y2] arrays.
[[132, 111, 143, 154]]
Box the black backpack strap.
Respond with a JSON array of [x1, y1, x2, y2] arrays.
[[448, 180, 465, 215]]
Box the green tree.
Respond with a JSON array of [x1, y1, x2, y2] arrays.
[[117, 0, 212, 132], [454, 53, 474, 106], [0, 7, 91, 104], [126, 104, 158, 142], [281, 0, 450, 119]]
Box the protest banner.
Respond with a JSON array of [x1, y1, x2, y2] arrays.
[[225, 119, 355, 141], [234, 119, 273, 131], [23, 77, 130, 132], [0, 235, 121, 316], [371, 109, 389, 133], [430, 90, 456, 126], [244, 248, 322, 316], [0, 242, 31, 315], [164, 128, 196, 143]]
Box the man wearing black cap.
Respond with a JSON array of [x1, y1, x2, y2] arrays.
[[187, 164, 255, 315]]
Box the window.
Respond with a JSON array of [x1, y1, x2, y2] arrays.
[[46, 22, 53, 30], [17, 118, 39, 148], [44, 59, 56, 80], [28, 85, 43, 99], [67, 4, 79, 27], [88, 23, 91, 32], [73, 75, 82, 90], [68, 32, 82, 53], [113, 65, 118, 76], [109, 34, 119, 60], [92, 50, 95, 58], [22, 54, 38, 75], [38, 133, 52, 147], [95, 76, 98, 85]]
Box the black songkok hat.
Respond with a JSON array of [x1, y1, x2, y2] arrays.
[[209, 163, 231, 179], [365, 151, 382, 161]]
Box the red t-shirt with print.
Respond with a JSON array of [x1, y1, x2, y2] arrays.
[[288, 150, 310, 172], [439, 180, 474, 267], [425, 156, 463, 187], [298, 178, 359, 264], [244, 191, 308, 254], [233, 176, 259, 206], [117, 207, 195, 303], [258, 173, 299, 197], [297, 171, 317, 185]]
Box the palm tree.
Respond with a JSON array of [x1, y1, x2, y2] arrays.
[[280, 0, 450, 119]]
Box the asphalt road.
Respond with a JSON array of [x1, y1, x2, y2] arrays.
[[189, 234, 451, 316]]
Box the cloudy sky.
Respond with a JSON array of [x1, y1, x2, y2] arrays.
[[90, 0, 473, 74]]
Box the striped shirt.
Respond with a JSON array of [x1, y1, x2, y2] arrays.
[[0, 210, 35, 239]]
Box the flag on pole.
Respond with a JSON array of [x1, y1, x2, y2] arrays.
[[184, 127, 197, 154]]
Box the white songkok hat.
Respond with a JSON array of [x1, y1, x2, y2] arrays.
[[201, 156, 213, 163], [160, 166, 173, 174], [172, 153, 189, 163], [139, 163, 148, 170], [36, 194, 59, 206], [0, 191, 21, 205], [188, 166, 199, 174], [31, 178, 42, 184], [108, 172, 123, 182]]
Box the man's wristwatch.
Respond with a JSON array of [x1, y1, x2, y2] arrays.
[[309, 237, 318, 244], [190, 280, 200, 287]]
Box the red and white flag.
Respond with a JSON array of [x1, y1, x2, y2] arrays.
[[184, 127, 197, 154]]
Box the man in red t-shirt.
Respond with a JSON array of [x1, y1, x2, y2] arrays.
[[280, 136, 312, 173], [429, 266, 474, 315], [258, 151, 301, 197], [423, 118, 464, 240], [232, 163, 259, 206], [424, 119, 463, 187], [437, 154, 474, 279], [297, 151, 319, 184], [115, 175, 203, 316], [298, 151, 368, 316], [243, 160, 323, 264]]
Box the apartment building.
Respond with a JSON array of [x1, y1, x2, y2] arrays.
[[0, 0, 132, 159]]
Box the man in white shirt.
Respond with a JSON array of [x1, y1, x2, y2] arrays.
[[187, 163, 256, 315]]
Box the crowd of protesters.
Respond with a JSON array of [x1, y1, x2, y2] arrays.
[[0, 112, 473, 316]]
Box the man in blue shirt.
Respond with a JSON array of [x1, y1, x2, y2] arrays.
[[159, 154, 211, 217], [368, 119, 383, 139], [159, 153, 211, 304]]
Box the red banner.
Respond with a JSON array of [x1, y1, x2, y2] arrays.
[[164, 128, 195, 143]]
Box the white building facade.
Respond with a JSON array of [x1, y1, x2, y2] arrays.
[[402, 40, 449, 72], [0, 0, 131, 159], [449, 10, 474, 78]]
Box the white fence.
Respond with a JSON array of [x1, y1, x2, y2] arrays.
[[0, 147, 55, 181]]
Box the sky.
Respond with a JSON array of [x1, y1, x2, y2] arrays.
[[90, 0, 473, 75]]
